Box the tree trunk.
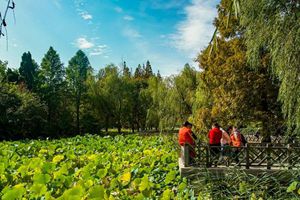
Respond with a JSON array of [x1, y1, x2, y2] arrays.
[[117, 116, 121, 134], [76, 94, 80, 135], [105, 116, 109, 132], [137, 122, 140, 132]]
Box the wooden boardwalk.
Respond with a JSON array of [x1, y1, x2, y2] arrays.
[[179, 140, 300, 177]]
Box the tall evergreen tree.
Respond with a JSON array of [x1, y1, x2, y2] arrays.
[[19, 52, 39, 91], [144, 60, 153, 78], [122, 61, 131, 78], [134, 64, 143, 79], [66, 50, 92, 135], [157, 70, 162, 80], [39, 47, 66, 134]]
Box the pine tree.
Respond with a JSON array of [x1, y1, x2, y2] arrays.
[[157, 70, 162, 80], [67, 50, 92, 135], [19, 52, 39, 91], [144, 60, 153, 78], [134, 64, 143, 79], [39, 47, 65, 133], [122, 61, 131, 78]]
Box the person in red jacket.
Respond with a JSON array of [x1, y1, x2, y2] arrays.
[[208, 123, 222, 146], [178, 121, 196, 162], [208, 123, 222, 166]]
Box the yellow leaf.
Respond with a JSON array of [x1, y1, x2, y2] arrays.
[[120, 172, 131, 184], [52, 155, 64, 163], [87, 154, 97, 160]]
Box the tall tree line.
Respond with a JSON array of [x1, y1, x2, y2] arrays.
[[0, 48, 197, 140]]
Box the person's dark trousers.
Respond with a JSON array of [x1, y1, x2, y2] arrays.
[[189, 146, 197, 166], [232, 148, 240, 164], [209, 143, 221, 167]]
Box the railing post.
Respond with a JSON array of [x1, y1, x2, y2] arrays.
[[287, 144, 292, 170], [245, 143, 249, 169], [206, 145, 210, 167], [183, 143, 189, 167], [266, 143, 271, 169]]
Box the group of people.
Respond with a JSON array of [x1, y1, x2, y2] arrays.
[[178, 121, 247, 165], [208, 122, 246, 148]]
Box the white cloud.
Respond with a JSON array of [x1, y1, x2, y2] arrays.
[[171, 0, 218, 57], [115, 7, 123, 13], [75, 37, 94, 49], [123, 27, 141, 38], [123, 15, 134, 21], [80, 12, 93, 20], [90, 45, 108, 56]]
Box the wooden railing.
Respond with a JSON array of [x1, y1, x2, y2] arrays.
[[244, 135, 286, 143], [180, 143, 300, 169]]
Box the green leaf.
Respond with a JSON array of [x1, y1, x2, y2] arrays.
[[30, 184, 48, 196], [239, 181, 247, 194], [42, 162, 56, 173], [161, 189, 173, 200], [60, 185, 84, 200], [97, 168, 108, 179], [165, 171, 176, 185], [52, 155, 64, 163], [17, 165, 29, 177], [139, 175, 150, 192], [178, 182, 187, 192], [110, 178, 119, 189], [88, 185, 105, 200], [2, 184, 26, 200], [287, 181, 298, 192], [0, 162, 5, 174], [33, 173, 51, 184]]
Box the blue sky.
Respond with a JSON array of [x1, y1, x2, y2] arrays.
[[0, 0, 219, 76]]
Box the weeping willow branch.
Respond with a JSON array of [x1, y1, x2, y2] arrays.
[[0, 0, 16, 49]]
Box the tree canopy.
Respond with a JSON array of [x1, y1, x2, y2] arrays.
[[239, 0, 300, 135]]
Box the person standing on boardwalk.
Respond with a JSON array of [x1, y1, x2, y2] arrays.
[[220, 127, 231, 162], [230, 126, 242, 163], [178, 121, 197, 163], [208, 123, 222, 147], [208, 123, 222, 166]]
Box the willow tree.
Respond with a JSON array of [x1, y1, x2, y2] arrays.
[[238, 0, 300, 136], [173, 64, 198, 120]]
